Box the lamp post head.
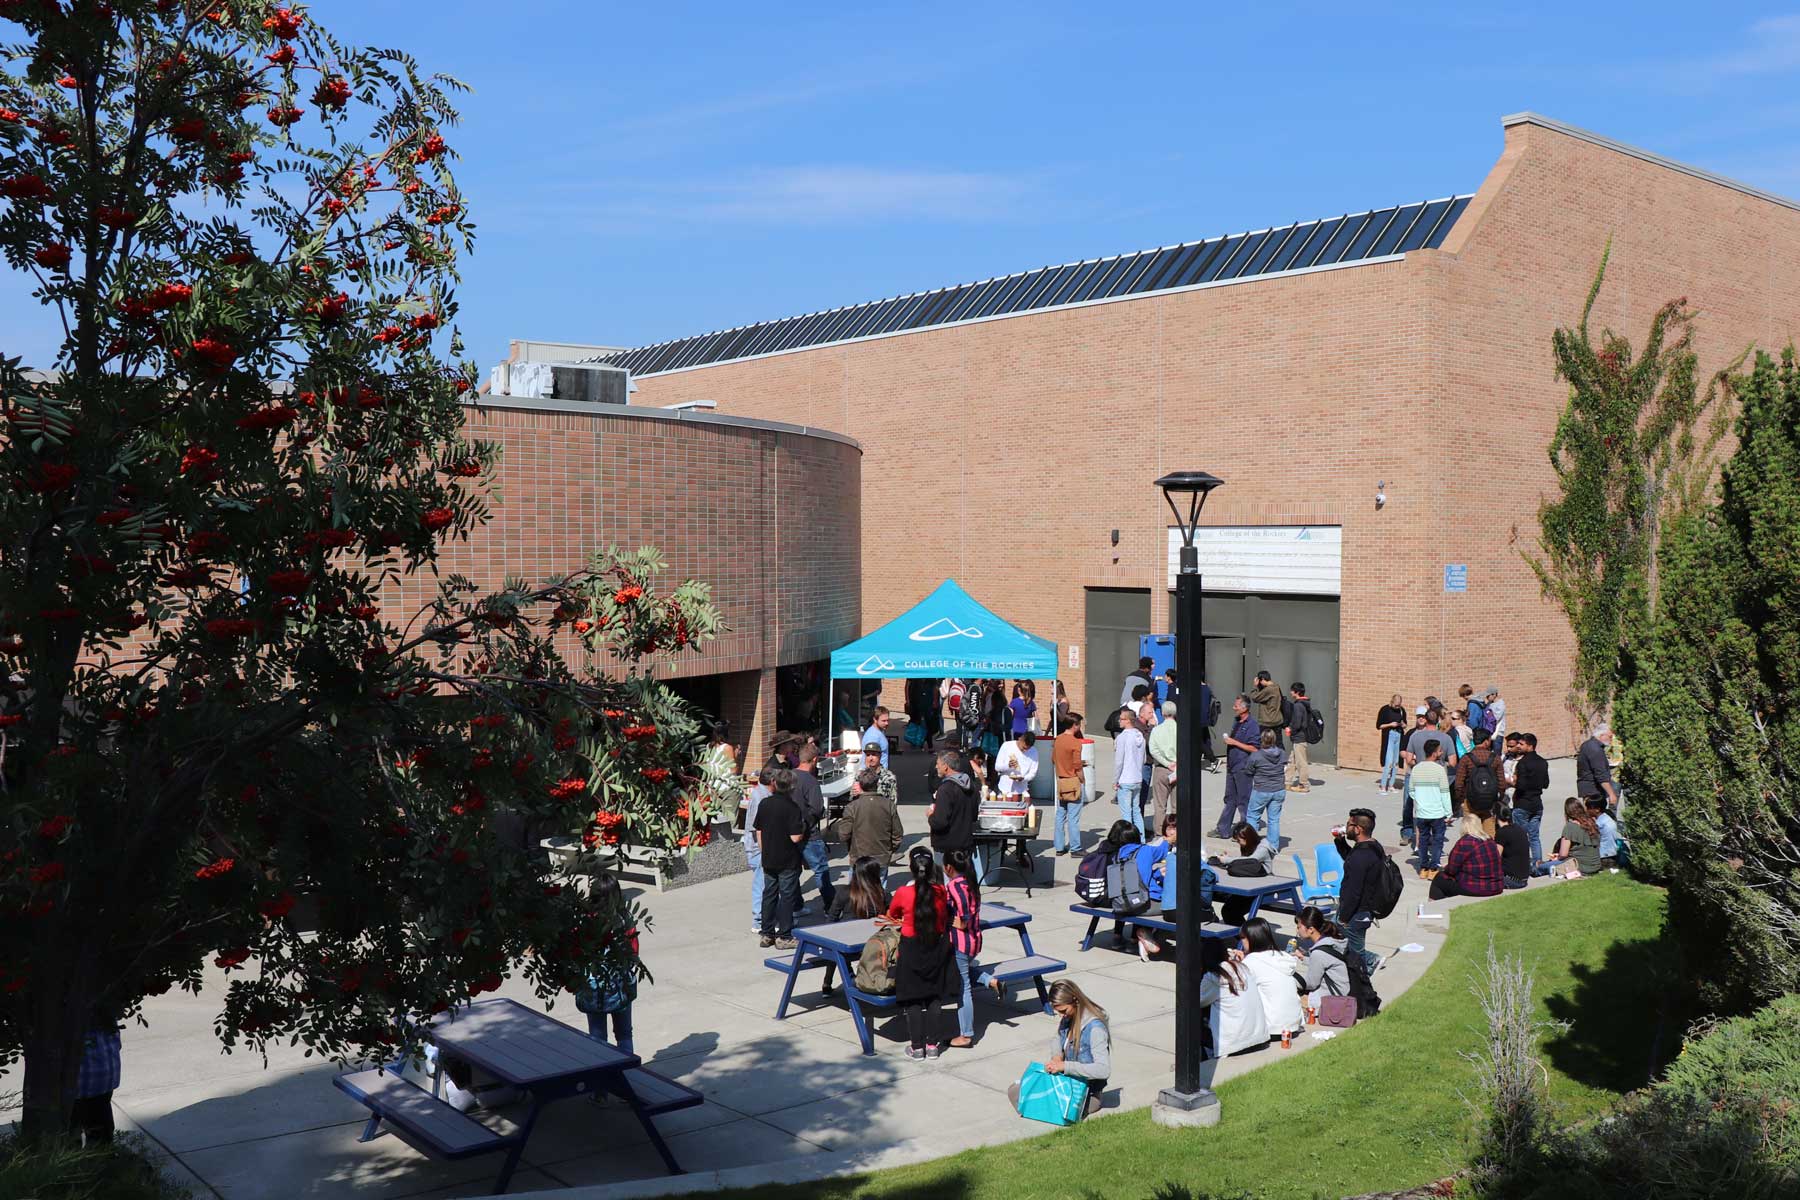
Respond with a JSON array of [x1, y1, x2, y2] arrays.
[[1156, 470, 1224, 572]]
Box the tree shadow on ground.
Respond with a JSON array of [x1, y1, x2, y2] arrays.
[[1542, 928, 1680, 1093]]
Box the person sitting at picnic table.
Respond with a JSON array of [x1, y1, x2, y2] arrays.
[[838, 767, 904, 865], [1291, 906, 1351, 1000], [1128, 813, 1177, 961], [1234, 918, 1304, 1041], [1200, 954, 1269, 1059], [1535, 797, 1602, 878], [886, 845, 956, 1059], [1007, 979, 1111, 1120], [827, 855, 891, 923], [1430, 812, 1504, 900], [575, 870, 639, 1056], [1209, 822, 1274, 924], [944, 847, 998, 1048]]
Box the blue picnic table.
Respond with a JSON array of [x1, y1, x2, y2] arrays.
[[1212, 873, 1306, 917], [766, 902, 1065, 1054], [334, 998, 702, 1195]]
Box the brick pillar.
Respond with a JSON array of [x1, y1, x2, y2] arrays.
[[721, 667, 778, 773]]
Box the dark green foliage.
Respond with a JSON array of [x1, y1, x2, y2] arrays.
[[1527, 247, 1735, 722], [1615, 349, 1800, 1013], [1487, 995, 1800, 1200], [0, 1130, 191, 1200]]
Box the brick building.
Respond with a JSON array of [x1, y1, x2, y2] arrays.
[[389, 395, 861, 762], [590, 113, 1800, 769]]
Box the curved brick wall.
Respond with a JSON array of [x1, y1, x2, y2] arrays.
[[382, 397, 861, 682]]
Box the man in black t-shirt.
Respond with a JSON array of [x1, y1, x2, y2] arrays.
[[754, 770, 806, 948]]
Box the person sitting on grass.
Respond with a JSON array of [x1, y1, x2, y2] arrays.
[[1008, 979, 1111, 1120], [1534, 797, 1602, 878], [1233, 917, 1304, 1041], [1493, 806, 1532, 890], [1291, 905, 1351, 1001], [1429, 812, 1503, 900], [1200, 953, 1268, 1059], [1585, 796, 1621, 869]]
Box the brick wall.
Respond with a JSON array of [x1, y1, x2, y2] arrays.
[[629, 118, 1800, 769], [378, 401, 862, 684]]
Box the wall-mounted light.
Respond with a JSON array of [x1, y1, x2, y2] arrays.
[[1375, 481, 1387, 510], [1110, 529, 1120, 546]]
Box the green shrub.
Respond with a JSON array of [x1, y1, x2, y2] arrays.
[[1497, 994, 1800, 1199], [0, 1132, 191, 1200]]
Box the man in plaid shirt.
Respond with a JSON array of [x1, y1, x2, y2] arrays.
[[73, 1024, 122, 1144]]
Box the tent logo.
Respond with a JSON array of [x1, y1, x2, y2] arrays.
[[855, 653, 897, 676], [908, 618, 984, 643]]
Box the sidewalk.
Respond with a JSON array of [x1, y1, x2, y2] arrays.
[[86, 755, 1577, 1200]]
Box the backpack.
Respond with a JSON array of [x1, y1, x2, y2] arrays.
[[853, 926, 901, 995], [1465, 699, 1486, 733], [1305, 704, 1326, 745], [1225, 857, 1270, 877], [1102, 706, 1124, 737], [1107, 846, 1151, 917], [1075, 847, 1114, 902], [947, 680, 965, 713], [1480, 705, 1499, 733], [1467, 754, 1501, 807], [1315, 945, 1382, 1018], [1206, 695, 1222, 727], [1365, 848, 1405, 920]]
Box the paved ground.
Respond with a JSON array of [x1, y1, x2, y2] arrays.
[[35, 747, 1581, 1200]]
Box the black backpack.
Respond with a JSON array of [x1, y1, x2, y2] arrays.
[[1206, 695, 1222, 727], [1365, 846, 1405, 920], [1075, 847, 1113, 902], [1102, 706, 1124, 737], [1305, 704, 1326, 745], [1316, 945, 1382, 1017], [1467, 754, 1501, 807], [1107, 846, 1151, 917]]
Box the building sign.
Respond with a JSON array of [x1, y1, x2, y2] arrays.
[[1167, 526, 1342, 595], [1443, 564, 1468, 593]]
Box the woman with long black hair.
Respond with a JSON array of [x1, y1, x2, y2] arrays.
[[885, 845, 955, 1059]]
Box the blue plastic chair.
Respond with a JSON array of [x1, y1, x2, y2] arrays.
[[1292, 842, 1344, 909]]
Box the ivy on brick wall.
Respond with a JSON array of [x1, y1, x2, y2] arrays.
[[1525, 244, 1739, 724]]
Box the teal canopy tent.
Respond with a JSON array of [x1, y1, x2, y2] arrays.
[[829, 580, 1059, 680]]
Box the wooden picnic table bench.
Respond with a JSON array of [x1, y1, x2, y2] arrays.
[[334, 999, 701, 1194], [766, 903, 1065, 1054]]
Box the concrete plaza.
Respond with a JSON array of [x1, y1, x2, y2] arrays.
[[31, 752, 1582, 1200]]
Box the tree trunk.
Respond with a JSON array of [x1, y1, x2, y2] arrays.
[[17, 958, 93, 1142]]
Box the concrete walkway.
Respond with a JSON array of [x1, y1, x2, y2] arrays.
[[71, 753, 1578, 1199]]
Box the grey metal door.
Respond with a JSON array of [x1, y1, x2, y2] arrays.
[[1084, 588, 1150, 720], [1170, 592, 1340, 763]]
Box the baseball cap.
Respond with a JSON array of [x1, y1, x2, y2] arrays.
[[1415, 704, 1429, 715]]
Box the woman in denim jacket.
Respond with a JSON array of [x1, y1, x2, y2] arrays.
[[1008, 979, 1110, 1119]]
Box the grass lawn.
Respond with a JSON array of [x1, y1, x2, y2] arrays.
[[726, 874, 1672, 1200]]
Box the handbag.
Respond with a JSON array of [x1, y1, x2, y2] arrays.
[[1056, 776, 1081, 803], [1317, 994, 1358, 1028], [1013, 1061, 1086, 1125]]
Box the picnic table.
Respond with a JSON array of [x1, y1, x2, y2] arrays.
[[1212, 873, 1306, 917], [765, 902, 1065, 1054], [1068, 903, 1239, 953], [333, 998, 702, 1194]]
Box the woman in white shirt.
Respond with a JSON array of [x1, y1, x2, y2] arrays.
[[1235, 918, 1304, 1037], [1198, 956, 1268, 1057]]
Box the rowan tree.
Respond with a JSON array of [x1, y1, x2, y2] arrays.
[[0, 0, 719, 1137]]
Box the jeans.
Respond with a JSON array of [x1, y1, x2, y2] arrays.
[[586, 1007, 634, 1057], [1512, 808, 1542, 863], [1117, 781, 1145, 836], [1054, 782, 1086, 852], [1247, 787, 1286, 851], [1216, 765, 1252, 838], [802, 835, 836, 910], [1417, 817, 1446, 871], [1379, 730, 1401, 791], [760, 866, 801, 937], [953, 951, 993, 1039], [745, 839, 765, 931], [1344, 910, 1378, 973]]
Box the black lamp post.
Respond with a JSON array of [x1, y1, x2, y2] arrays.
[[1151, 469, 1224, 1130]]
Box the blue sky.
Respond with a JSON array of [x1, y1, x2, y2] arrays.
[[8, 3, 1800, 369]]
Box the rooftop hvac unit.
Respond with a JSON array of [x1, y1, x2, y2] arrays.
[[548, 363, 628, 405]]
